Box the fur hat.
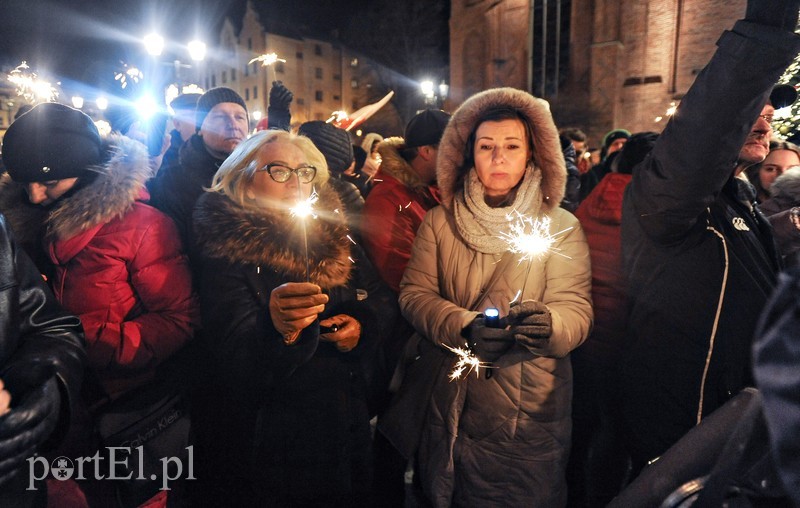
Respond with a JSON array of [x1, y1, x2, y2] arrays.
[[404, 109, 451, 148], [298, 121, 354, 174], [195, 87, 247, 132], [2, 103, 103, 183]]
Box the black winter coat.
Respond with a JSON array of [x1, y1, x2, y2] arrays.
[[190, 187, 396, 507], [0, 214, 85, 506], [620, 20, 800, 464]]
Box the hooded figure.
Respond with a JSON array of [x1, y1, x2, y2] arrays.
[[395, 88, 593, 506]]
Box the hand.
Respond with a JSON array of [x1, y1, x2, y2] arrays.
[[0, 377, 61, 487], [745, 0, 800, 31], [508, 300, 553, 353], [268, 81, 293, 131], [269, 282, 328, 344], [463, 315, 515, 363], [0, 380, 10, 416], [320, 314, 362, 352], [269, 81, 293, 109]]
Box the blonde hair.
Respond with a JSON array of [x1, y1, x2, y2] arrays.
[[207, 130, 329, 207]]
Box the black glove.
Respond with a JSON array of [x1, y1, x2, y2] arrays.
[[462, 315, 515, 363], [268, 81, 293, 132], [745, 0, 800, 31], [0, 376, 61, 487], [508, 300, 553, 353]]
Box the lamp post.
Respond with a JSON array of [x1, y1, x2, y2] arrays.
[[142, 33, 206, 100], [420, 79, 449, 109]]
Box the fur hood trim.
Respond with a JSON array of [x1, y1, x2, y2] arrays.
[[47, 135, 153, 240], [376, 137, 428, 190], [770, 166, 800, 202], [193, 186, 353, 289], [436, 87, 566, 211]]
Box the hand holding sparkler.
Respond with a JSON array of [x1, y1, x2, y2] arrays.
[[269, 282, 328, 345], [268, 81, 293, 131]]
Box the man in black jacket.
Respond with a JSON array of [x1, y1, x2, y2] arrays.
[[619, 0, 800, 472], [0, 214, 85, 506]]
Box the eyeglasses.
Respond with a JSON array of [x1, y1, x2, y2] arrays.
[[758, 114, 774, 124], [258, 163, 317, 183]]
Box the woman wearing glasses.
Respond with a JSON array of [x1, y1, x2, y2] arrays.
[[191, 129, 395, 506]]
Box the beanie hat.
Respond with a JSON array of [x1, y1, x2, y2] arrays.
[[169, 92, 201, 113], [602, 129, 631, 150], [195, 87, 247, 132], [2, 102, 103, 183], [298, 121, 354, 174], [405, 109, 451, 148]]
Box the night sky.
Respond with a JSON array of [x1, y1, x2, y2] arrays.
[[0, 0, 366, 91]]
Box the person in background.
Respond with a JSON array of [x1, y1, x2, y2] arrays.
[[560, 127, 590, 175], [344, 144, 371, 198], [394, 88, 592, 506], [191, 129, 395, 506], [0, 214, 85, 508], [580, 128, 631, 200], [569, 131, 658, 507], [760, 165, 800, 266], [161, 92, 201, 170], [360, 132, 384, 182], [745, 138, 800, 202], [619, 0, 800, 475], [148, 87, 249, 249]]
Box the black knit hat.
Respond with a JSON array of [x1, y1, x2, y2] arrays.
[[298, 121, 354, 174], [195, 87, 247, 132], [2, 103, 103, 183], [405, 109, 450, 148]]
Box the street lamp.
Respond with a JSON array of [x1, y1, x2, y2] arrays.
[[96, 97, 108, 111], [188, 40, 206, 62], [144, 33, 164, 56], [420, 79, 448, 108], [71, 96, 84, 109]]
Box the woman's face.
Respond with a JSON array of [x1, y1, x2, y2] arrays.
[[247, 141, 316, 209], [26, 178, 79, 206], [473, 118, 531, 203], [759, 148, 800, 190]]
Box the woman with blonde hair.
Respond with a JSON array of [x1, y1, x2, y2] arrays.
[[191, 129, 395, 506]]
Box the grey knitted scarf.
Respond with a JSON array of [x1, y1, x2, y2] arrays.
[[453, 166, 543, 254]]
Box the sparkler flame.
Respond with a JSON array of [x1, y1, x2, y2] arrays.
[[114, 64, 143, 90], [248, 53, 286, 66], [8, 62, 58, 103], [289, 189, 319, 219], [444, 344, 490, 381], [499, 212, 573, 262]]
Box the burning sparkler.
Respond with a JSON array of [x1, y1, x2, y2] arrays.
[[289, 187, 319, 282], [444, 344, 490, 381], [8, 62, 58, 103], [249, 53, 286, 82], [114, 63, 143, 90], [499, 211, 573, 302]]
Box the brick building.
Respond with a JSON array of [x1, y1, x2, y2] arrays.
[[449, 0, 746, 145]]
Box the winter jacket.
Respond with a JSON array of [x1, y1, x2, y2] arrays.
[[362, 137, 440, 293], [3, 136, 197, 400], [560, 135, 581, 212], [760, 167, 800, 266], [398, 88, 592, 507], [620, 21, 800, 464], [191, 185, 396, 507], [148, 133, 224, 249], [0, 215, 85, 505], [574, 172, 631, 369]]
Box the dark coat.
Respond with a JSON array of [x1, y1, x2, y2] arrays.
[[191, 185, 396, 507], [620, 21, 800, 464], [0, 215, 85, 505]]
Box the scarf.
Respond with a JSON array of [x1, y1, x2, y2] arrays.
[[453, 166, 543, 254]]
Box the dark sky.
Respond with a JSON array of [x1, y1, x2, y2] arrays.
[[0, 0, 363, 94]]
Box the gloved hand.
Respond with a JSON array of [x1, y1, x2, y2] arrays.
[[268, 81, 293, 131], [745, 0, 800, 31], [508, 300, 553, 353], [269, 282, 328, 344], [320, 314, 361, 352], [462, 315, 516, 363], [0, 375, 61, 487]]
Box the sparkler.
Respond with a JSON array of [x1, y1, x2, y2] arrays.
[[289, 186, 319, 282], [444, 344, 490, 381], [114, 63, 143, 90], [499, 211, 573, 302], [249, 53, 286, 82], [8, 62, 58, 103]]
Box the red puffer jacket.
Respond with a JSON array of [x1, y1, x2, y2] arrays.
[[44, 136, 198, 399]]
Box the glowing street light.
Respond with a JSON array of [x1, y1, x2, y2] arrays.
[[144, 33, 164, 56], [96, 97, 108, 110], [252, 111, 262, 121], [71, 96, 84, 109], [188, 40, 206, 62], [420, 80, 435, 100]]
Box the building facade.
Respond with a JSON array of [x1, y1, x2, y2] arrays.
[[449, 0, 746, 145]]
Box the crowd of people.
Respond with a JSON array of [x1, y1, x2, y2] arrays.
[[1, 1, 800, 507]]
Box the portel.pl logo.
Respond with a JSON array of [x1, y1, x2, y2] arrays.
[[27, 446, 195, 491]]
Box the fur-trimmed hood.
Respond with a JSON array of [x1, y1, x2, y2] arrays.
[[376, 137, 429, 191], [47, 135, 153, 241], [193, 186, 353, 289], [436, 87, 566, 211]]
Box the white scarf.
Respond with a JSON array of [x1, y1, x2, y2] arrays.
[[453, 166, 543, 254]]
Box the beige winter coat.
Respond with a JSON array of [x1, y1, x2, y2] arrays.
[[398, 88, 593, 507]]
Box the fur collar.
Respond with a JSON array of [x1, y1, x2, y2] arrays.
[[376, 137, 429, 191], [47, 135, 152, 241], [193, 186, 352, 289], [436, 87, 566, 212]]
